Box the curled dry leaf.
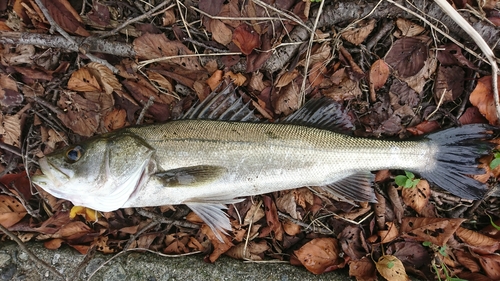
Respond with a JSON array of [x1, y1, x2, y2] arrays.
[[400, 217, 465, 246], [225, 240, 269, 261], [276, 191, 300, 220], [387, 241, 430, 270], [224, 71, 247, 86], [469, 75, 500, 125], [207, 70, 224, 91], [273, 82, 300, 116], [338, 225, 368, 260], [0, 195, 27, 228], [455, 227, 500, 254], [1, 113, 21, 147], [243, 200, 265, 226], [341, 19, 376, 45], [232, 24, 261, 55], [323, 68, 362, 102], [68, 68, 101, 92], [294, 238, 342, 274], [261, 195, 283, 241], [375, 255, 410, 281]]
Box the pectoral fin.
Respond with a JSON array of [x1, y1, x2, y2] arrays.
[[154, 165, 227, 187], [321, 171, 376, 203]]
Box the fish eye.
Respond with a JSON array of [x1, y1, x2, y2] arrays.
[[65, 146, 84, 163]]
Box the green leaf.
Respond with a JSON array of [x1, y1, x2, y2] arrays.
[[387, 260, 394, 269], [395, 175, 407, 187], [405, 178, 413, 188], [405, 171, 415, 179], [412, 178, 421, 188], [449, 278, 468, 281], [422, 241, 432, 246], [490, 158, 500, 169], [439, 246, 447, 256]]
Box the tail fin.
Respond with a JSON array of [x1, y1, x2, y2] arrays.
[[420, 124, 496, 200]]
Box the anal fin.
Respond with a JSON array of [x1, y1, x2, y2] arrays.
[[320, 171, 376, 203], [185, 197, 244, 242]]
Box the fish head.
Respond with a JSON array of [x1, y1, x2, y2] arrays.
[[32, 131, 155, 212]]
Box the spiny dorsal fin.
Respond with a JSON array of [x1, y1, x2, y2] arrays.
[[281, 98, 354, 133], [180, 83, 259, 122]]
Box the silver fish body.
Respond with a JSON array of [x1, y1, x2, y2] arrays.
[[33, 93, 493, 239]]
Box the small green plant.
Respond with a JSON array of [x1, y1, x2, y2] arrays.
[[423, 242, 467, 281], [395, 171, 420, 188], [490, 150, 500, 169], [487, 214, 500, 231]]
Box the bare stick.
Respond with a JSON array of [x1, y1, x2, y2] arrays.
[[0, 224, 67, 280]]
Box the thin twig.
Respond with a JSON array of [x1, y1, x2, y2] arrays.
[[136, 96, 155, 125], [137, 52, 242, 69], [0, 224, 67, 280]]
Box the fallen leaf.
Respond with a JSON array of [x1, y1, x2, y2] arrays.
[[208, 19, 233, 45], [400, 217, 465, 246], [232, 24, 261, 55], [1, 113, 22, 147], [385, 36, 430, 78], [375, 255, 410, 281], [469, 75, 500, 125], [433, 65, 464, 103], [103, 108, 127, 131], [338, 225, 368, 260], [369, 59, 390, 101], [57, 91, 100, 137], [402, 180, 435, 217], [200, 224, 233, 262], [0, 195, 27, 228], [455, 227, 500, 254], [225, 240, 269, 260], [349, 257, 377, 281], [341, 19, 376, 45], [477, 254, 500, 280], [282, 220, 301, 236], [378, 221, 399, 244], [395, 18, 425, 37], [261, 195, 283, 241], [294, 238, 343, 274], [0, 74, 23, 107], [455, 250, 481, 272], [387, 241, 430, 270], [41, 0, 90, 36], [207, 70, 224, 91], [224, 71, 246, 86]]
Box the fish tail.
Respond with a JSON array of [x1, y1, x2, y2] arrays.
[[420, 124, 496, 200]]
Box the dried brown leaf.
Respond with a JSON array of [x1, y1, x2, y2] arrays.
[[294, 238, 342, 274], [385, 36, 429, 78], [434, 65, 464, 103], [0, 74, 22, 107], [369, 59, 390, 100], [232, 24, 261, 55], [207, 70, 224, 91], [209, 19, 233, 45], [103, 108, 127, 131], [395, 18, 425, 37], [68, 68, 102, 92], [200, 224, 233, 262], [282, 220, 301, 236], [339, 225, 368, 260], [400, 217, 465, 246], [57, 91, 100, 137], [349, 257, 377, 281], [1, 113, 21, 147], [402, 180, 435, 217], [341, 19, 376, 45], [224, 71, 246, 86], [323, 68, 362, 101], [0, 195, 27, 228], [276, 191, 299, 220], [478, 254, 500, 280], [469, 75, 500, 125], [261, 195, 283, 241], [243, 201, 265, 226], [41, 0, 90, 36], [455, 227, 500, 254], [375, 255, 410, 281], [455, 250, 481, 272], [379, 222, 399, 244], [225, 240, 269, 261], [273, 82, 300, 116]]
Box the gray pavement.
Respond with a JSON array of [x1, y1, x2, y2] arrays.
[[0, 241, 354, 281]]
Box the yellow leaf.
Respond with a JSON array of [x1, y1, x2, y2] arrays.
[[375, 255, 409, 281]]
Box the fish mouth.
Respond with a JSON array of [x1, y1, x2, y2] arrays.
[[34, 157, 72, 189]]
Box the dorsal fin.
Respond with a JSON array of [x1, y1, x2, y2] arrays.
[[179, 83, 259, 122], [281, 98, 354, 133]]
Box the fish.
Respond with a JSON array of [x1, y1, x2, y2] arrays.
[[32, 84, 495, 241]]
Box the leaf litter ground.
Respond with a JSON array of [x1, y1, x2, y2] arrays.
[[0, 0, 500, 280]]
